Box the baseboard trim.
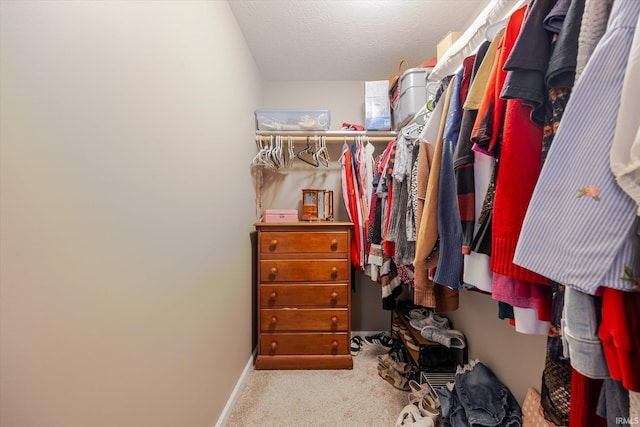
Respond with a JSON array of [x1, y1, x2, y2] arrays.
[[214, 348, 256, 427]]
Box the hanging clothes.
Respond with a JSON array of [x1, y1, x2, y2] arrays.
[[610, 12, 640, 213], [469, 4, 551, 334], [434, 66, 465, 289], [458, 30, 503, 294], [488, 2, 550, 286], [512, 5, 640, 425], [363, 140, 402, 304], [513, 0, 640, 296], [414, 77, 460, 312], [340, 142, 363, 269], [575, 0, 614, 82], [340, 138, 377, 271], [455, 47, 489, 258], [388, 132, 420, 267], [538, 0, 588, 422]]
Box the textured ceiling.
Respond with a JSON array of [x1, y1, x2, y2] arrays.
[[228, 0, 491, 81]]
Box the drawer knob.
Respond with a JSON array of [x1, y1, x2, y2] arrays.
[[270, 267, 278, 276], [270, 316, 278, 324], [331, 340, 338, 349], [331, 315, 338, 325], [270, 291, 277, 300], [271, 341, 278, 350], [330, 239, 338, 250], [330, 267, 338, 278], [330, 291, 338, 301], [270, 239, 278, 249]]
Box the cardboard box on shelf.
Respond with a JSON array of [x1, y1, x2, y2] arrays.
[[437, 31, 463, 61]]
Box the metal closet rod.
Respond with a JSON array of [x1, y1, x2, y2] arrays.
[[255, 130, 397, 142]]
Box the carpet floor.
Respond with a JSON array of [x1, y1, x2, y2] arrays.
[[223, 341, 409, 427]]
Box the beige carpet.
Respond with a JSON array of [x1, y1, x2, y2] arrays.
[[224, 342, 409, 427]]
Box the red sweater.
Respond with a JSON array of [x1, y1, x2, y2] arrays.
[[493, 98, 549, 284], [471, 5, 549, 285]]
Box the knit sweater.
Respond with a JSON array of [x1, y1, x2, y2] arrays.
[[492, 6, 550, 285], [471, 5, 549, 284], [434, 67, 465, 289], [575, 0, 613, 82]]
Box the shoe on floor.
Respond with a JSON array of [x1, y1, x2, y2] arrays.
[[395, 403, 434, 427], [350, 336, 363, 356], [377, 353, 412, 373], [364, 332, 395, 348], [378, 364, 411, 392]]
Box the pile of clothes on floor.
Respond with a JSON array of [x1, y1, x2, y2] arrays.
[[393, 358, 522, 427]]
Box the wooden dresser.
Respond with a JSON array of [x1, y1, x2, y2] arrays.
[[254, 221, 353, 370]]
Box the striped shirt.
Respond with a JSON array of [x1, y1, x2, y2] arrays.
[[514, 0, 640, 295]]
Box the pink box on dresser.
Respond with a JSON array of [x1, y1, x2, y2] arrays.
[[262, 209, 299, 223]]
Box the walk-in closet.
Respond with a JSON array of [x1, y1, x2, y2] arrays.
[[1, 0, 638, 426]]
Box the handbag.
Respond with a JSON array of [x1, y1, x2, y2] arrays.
[[389, 59, 410, 106]]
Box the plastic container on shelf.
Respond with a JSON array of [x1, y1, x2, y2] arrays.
[[365, 80, 392, 131], [392, 67, 432, 130], [255, 109, 331, 131]]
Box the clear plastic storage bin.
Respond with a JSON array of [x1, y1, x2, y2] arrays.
[[255, 109, 331, 131], [392, 68, 432, 129]]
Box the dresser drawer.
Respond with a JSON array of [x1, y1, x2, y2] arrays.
[[260, 283, 349, 307], [260, 332, 349, 355], [260, 308, 349, 332], [259, 260, 349, 282], [260, 231, 348, 255]]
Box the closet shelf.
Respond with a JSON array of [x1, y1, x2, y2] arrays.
[[255, 130, 397, 142]]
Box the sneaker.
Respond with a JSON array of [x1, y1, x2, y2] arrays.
[[350, 336, 363, 356], [409, 314, 450, 331], [364, 332, 395, 348], [408, 308, 431, 320], [420, 326, 466, 349]]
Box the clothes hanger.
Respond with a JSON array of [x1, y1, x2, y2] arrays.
[[286, 136, 295, 168], [402, 122, 423, 141], [315, 135, 330, 167], [414, 105, 430, 126], [268, 136, 279, 169], [485, 18, 506, 41], [252, 135, 272, 167], [426, 82, 439, 97], [296, 136, 319, 167], [266, 135, 279, 169]]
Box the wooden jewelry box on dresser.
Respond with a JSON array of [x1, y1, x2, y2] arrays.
[[254, 221, 353, 370]]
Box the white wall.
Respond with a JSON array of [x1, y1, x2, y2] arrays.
[[0, 1, 260, 426], [447, 291, 547, 403], [263, 81, 548, 403]]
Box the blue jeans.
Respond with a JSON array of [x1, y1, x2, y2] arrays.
[[442, 361, 522, 427], [562, 286, 609, 379], [437, 387, 470, 427]]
